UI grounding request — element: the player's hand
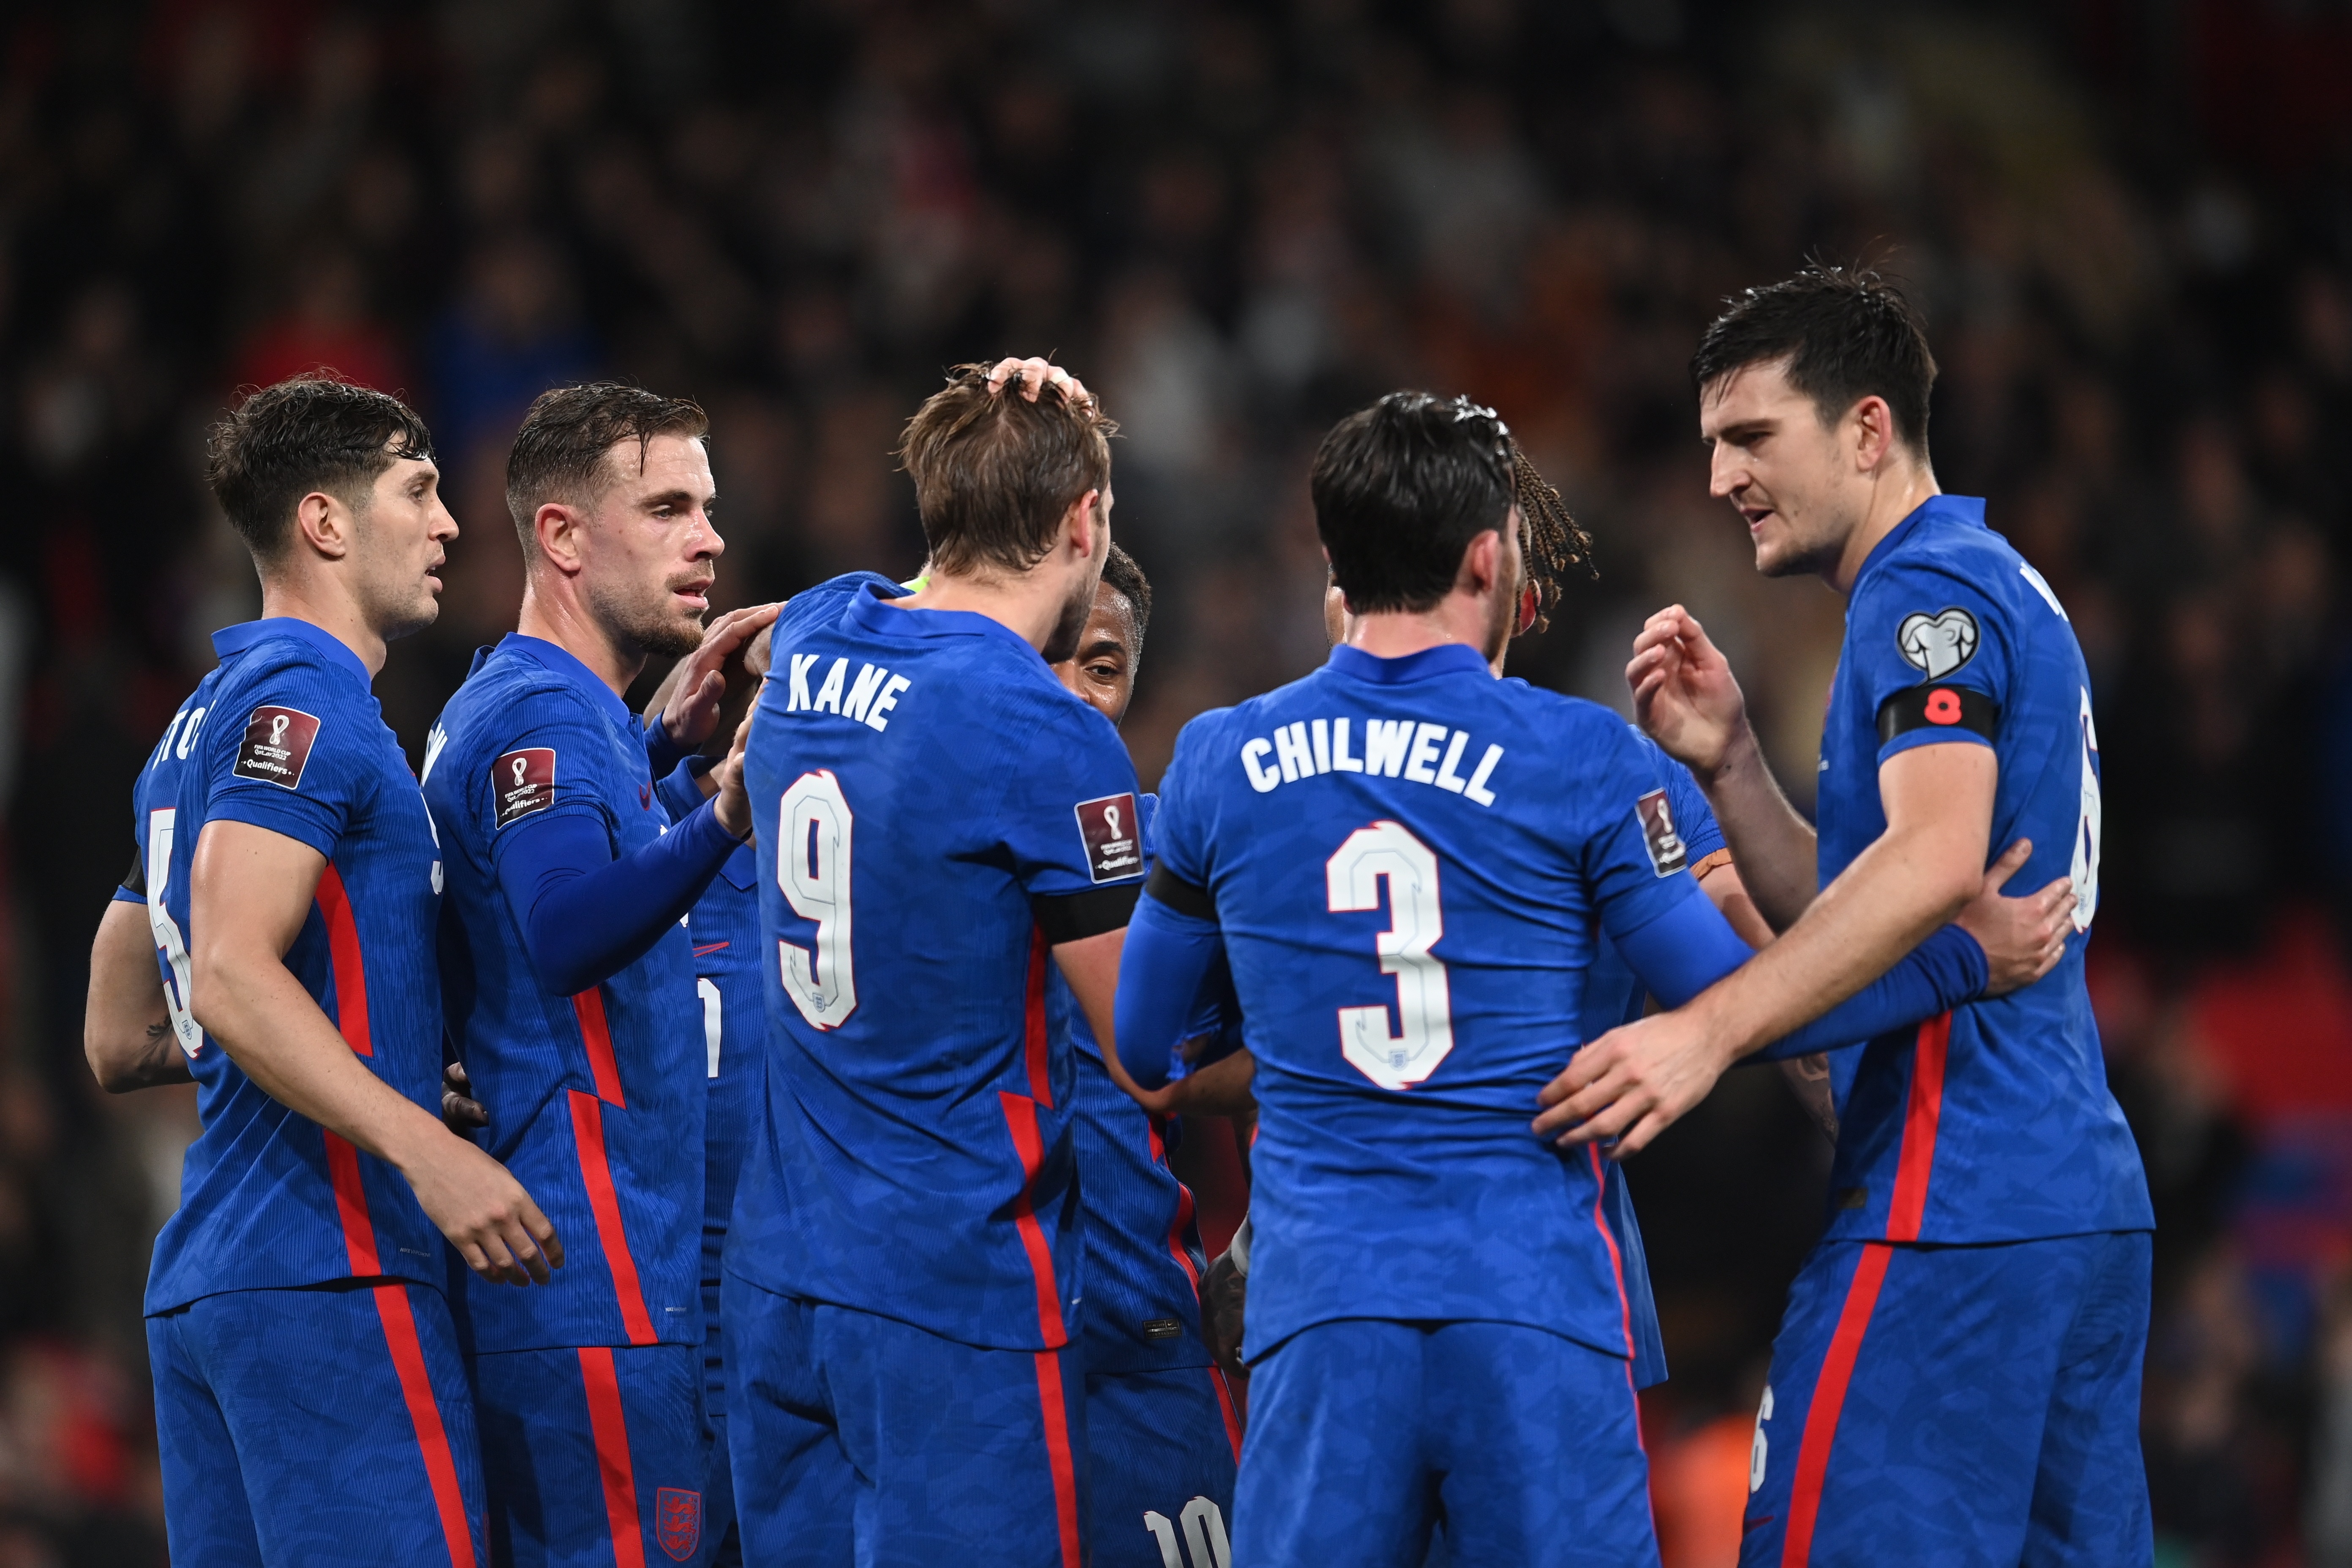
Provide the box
[659,603,781,751]
[1955,838,2074,996]
[1533,1007,1736,1157]
[1132,1048,1258,1119]
[1201,1247,1250,1394]
[402,1135,564,1286]
[441,1061,489,1134]
[1626,606,1750,782]
[711,703,755,842]
[985,357,1093,408]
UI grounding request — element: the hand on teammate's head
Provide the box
[985,356,1092,408]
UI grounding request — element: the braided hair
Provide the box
[1440,396,1594,636]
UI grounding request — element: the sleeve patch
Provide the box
[1074,792,1143,884]
[1877,684,2001,743]
[232,705,322,789]
[1635,789,1689,878]
[1896,607,1981,679]
[492,748,558,828]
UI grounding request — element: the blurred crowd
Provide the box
[0,0,2348,1563]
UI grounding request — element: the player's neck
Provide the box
[517,579,647,698]
[1827,461,1941,596]
[1344,596,1500,672]
[258,572,388,679]
[892,567,1071,655]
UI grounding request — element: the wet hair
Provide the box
[204,372,434,563]
[896,364,1118,576]
[1098,543,1152,653]
[506,382,710,554]
[1691,263,1938,456]
[1310,391,1591,630]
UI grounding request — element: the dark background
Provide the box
[0,1,2348,1563]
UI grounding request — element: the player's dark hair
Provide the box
[1311,391,1591,629]
[1099,543,1152,653]
[204,373,434,564]
[506,382,710,554]
[896,364,1118,577]
[1691,263,1938,456]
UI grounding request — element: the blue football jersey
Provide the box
[1152,642,1702,1362]
[424,634,705,1352]
[1578,730,1729,1390]
[1062,795,1217,1377]
[135,618,448,1313]
[1815,495,2151,1244]
[733,577,1146,1352]
[652,762,764,1251]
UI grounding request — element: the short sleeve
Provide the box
[1849,561,2012,766]
[1583,720,1709,944]
[1000,697,1146,898]
[200,659,375,859]
[473,688,621,868]
[1636,732,1725,867]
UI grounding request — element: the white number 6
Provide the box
[777,770,857,1030]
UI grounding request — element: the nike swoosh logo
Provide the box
[1742,1515,1776,1534]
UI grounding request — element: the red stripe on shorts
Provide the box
[371,1284,477,1568]
[1780,1241,1895,1568]
[578,1347,647,1568]
[568,1089,659,1346]
[573,985,627,1107]
[997,1092,1069,1345]
[315,863,371,1056]
[1032,1350,1083,1568]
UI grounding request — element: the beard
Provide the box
[588,570,708,660]
[1039,570,1099,665]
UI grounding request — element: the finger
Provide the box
[1984,838,2035,890]
[985,357,1025,391]
[697,670,726,710]
[1533,1064,1636,1136]
[472,1227,520,1285]
[527,1204,565,1271]
[447,1062,470,1089]
[1553,1094,1641,1148]
[1611,1110,1673,1160]
[1018,359,1049,400]
[502,1218,552,1285]
[1536,1049,1609,1107]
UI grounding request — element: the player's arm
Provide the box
[85,895,192,1092]
[1627,607,1819,931]
[1694,856,1837,1136]
[497,713,753,997]
[1538,744,2069,1153]
[187,819,563,1285]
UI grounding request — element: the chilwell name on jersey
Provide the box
[781,653,912,730]
[1238,716,1503,805]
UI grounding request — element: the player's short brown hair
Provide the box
[1692,263,1938,456]
[896,365,1117,576]
[204,373,434,564]
[506,382,709,554]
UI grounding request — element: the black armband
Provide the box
[1032,882,1141,945]
[1877,683,2000,745]
[122,847,145,897]
[1144,862,1216,922]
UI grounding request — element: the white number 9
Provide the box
[777,770,857,1030]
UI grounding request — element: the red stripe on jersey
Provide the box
[1587,1146,1639,1362]
[1780,1242,1894,1568]
[574,986,627,1107]
[1146,1118,1243,1457]
[578,1347,648,1568]
[1031,1350,1083,1568]
[1886,1013,1951,1242]
[568,1090,659,1346]
[1024,926,1053,1107]
[997,1092,1068,1346]
[371,1284,478,1568]
[1208,1364,1244,1462]
[316,863,371,1056]
[324,1130,382,1276]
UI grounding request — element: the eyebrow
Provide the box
[1080,637,1128,662]
[642,488,713,510]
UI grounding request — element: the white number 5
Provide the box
[777,770,857,1030]
[1326,819,1453,1091]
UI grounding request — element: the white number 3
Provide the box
[1326,819,1453,1091]
[777,770,857,1030]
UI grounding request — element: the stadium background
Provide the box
[0,0,2346,1562]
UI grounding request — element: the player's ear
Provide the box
[1459,526,1504,598]
[292,490,351,562]
[1849,394,1895,474]
[1062,487,1102,561]
[534,501,586,574]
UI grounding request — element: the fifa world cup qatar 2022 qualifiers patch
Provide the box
[232,705,321,789]
[1075,792,1143,883]
[492,748,558,828]
[1635,788,1689,877]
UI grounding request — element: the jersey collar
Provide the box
[1856,493,1987,587]
[498,633,637,730]
[212,617,372,689]
[842,580,1040,660]
[1326,641,1492,685]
